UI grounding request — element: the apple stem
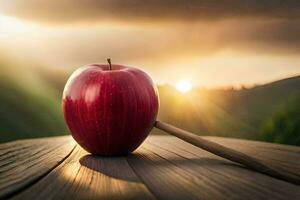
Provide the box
[107,58,112,70]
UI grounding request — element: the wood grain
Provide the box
[154,121,300,184]
[129,136,300,199]
[1,135,300,200]
[12,146,156,200]
[0,136,76,199]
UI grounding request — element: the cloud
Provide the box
[219,19,300,54]
[1,19,299,72]
[0,0,300,24]
[0,0,300,70]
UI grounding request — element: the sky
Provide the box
[0,0,300,87]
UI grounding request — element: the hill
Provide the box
[156,76,300,140]
[0,58,68,143]
[0,61,299,144]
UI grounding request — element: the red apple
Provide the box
[62,62,159,156]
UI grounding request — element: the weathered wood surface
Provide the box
[0,136,75,199]
[0,135,300,200]
[155,121,300,184]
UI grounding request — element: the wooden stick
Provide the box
[154,121,300,185]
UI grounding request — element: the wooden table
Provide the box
[1,135,300,200]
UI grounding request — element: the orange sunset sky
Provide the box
[0,1,300,88]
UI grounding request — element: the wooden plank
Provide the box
[0,136,76,199]
[126,135,300,200]
[128,146,215,200]
[154,121,300,184]
[12,146,156,200]
[205,136,300,153]
[201,137,300,177]
[151,136,300,178]
[3,135,300,200]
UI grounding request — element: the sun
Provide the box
[176,80,192,93]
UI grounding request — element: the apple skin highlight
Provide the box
[62,64,159,156]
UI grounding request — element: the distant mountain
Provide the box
[210,76,300,132]
[260,94,300,146]
[0,60,68,143]
[156,76,300,140]
[0,60,299,144]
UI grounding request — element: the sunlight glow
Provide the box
[0,15,42,39]
[0,15,28,33]
[176,80,192,93]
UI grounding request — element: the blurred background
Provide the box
[0,1,299,145]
